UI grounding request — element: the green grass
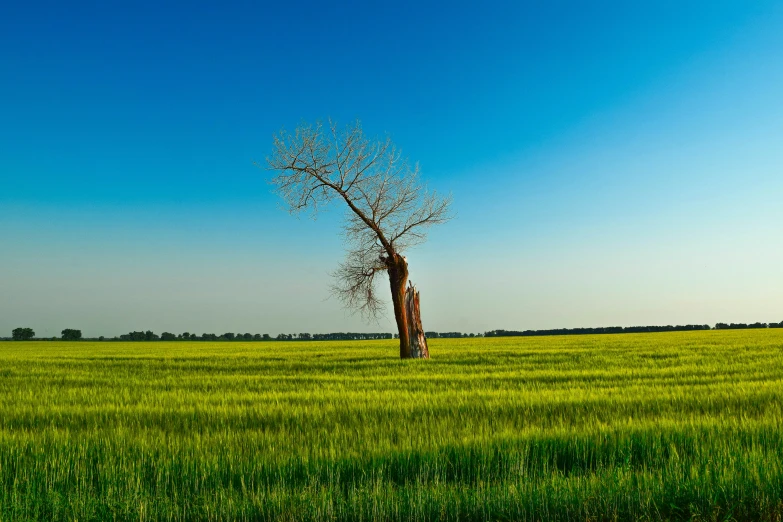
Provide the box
[1,330,783,521]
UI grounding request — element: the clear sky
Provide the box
[2,1,782,337]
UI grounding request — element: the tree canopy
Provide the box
[12,327,35,341]
[266,120,452,320]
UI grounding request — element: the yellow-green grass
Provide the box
[1,330,783,521]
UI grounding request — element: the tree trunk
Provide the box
[387,254,411,359]
[405,282,429,359]
[386,254,429,359]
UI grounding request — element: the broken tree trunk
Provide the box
[386,254,430,359]
[405,282,430,359]
[387,254,411,359]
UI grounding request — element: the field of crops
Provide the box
[1,330,783,521]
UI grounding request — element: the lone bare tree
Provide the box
[265,120,452,359]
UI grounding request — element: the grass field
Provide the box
[1,331,783,521]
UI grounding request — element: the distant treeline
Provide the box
[714,322,779,330]
[425,332,481,338]
[486,322,783,337]
[4,322,783,341]
[118,331,396,341]
[4,329,399,342]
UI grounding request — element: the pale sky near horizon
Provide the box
[1,1,782,337]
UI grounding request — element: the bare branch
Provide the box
[330,243,388,321]
[263,119,453,317]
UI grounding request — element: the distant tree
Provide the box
[299,333,312,341]
[61,329,82,341]
[98,336,105,341]
[266,120,452,359]
[262,334,271,340]
[253,333,262,340]
[202,333,218,341]
[12,327,35,341]
[182,332,191,340]
[222,333,235,341]
[439,332,464,339]
[160,332,177,341]
[123,331,146,341]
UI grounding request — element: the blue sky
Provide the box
[2,1,782,337]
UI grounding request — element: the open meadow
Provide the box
[1,330,783,521]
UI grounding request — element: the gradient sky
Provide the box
[2,1,782,337]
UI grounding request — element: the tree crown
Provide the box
[265,120,452,318]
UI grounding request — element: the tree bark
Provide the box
[386,254,430,359]
[387,254,411,359]
[405,282,429,359]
